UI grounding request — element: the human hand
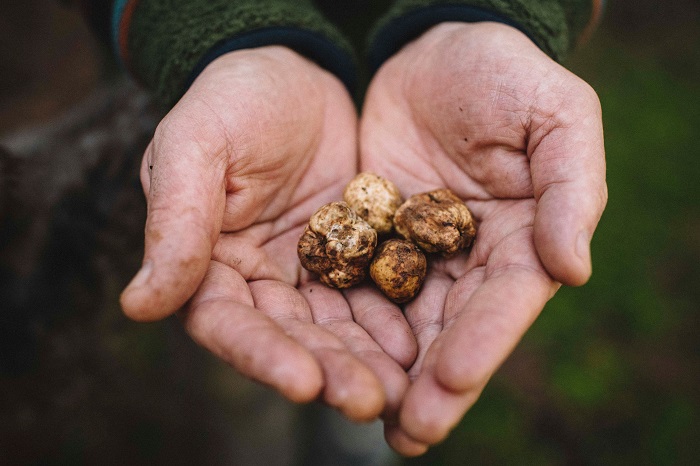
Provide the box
[119,46,416,421]
[360,22,607,454]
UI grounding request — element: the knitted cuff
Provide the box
[113,0,357,107]
[369,0,604,72]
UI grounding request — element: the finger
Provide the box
[344,284,417,369]
[384,423,429,457]
[437,228,557,392]
[529,84,607,286]
[121,121,226,321]
[250,280,386,422]
[396,230,558,445]
[301,283,410,420]
[402,271,453,377]
[398,356,483,445]
[181,261,323,403]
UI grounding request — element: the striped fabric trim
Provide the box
[111,0,140,70]
[578,0,605,45]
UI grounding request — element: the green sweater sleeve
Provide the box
[368,0,602,70]
[115,0,356,107]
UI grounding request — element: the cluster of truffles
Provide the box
[297,173,477,303]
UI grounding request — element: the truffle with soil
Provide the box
[369,239,427,303]
[394,189,476,256]
[343,172,403,236]
[297,201,377,289]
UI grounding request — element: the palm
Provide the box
[360,22,606,452]
[362,20,559,354]
[123,46,415,421]
[193,78,414,421]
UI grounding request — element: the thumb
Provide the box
[121,132,226,321]
[530,88,607,286]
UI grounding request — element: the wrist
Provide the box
[183,28,357,101]
[376,21,538,82]
[408,20,536,55]
[193,45,344,94]
[115,0,357,108]
[368,4,537,74]
[368,0,599,75]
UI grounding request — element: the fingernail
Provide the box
[126,261,153,290]
[576,231,590,261]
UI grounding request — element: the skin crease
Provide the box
[119,46,417,423]
[360,22,606,454]
[118,19,608,457]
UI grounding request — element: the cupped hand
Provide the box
[119,46,416,421]
[360,22,607,454]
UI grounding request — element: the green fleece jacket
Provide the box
[72,0,603,107]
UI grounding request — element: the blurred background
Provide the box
[1,1,698,465]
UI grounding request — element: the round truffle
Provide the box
[393,189,476,256]
[343,172,403,236]
[370,239,427,303]
[297,201,377,288]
